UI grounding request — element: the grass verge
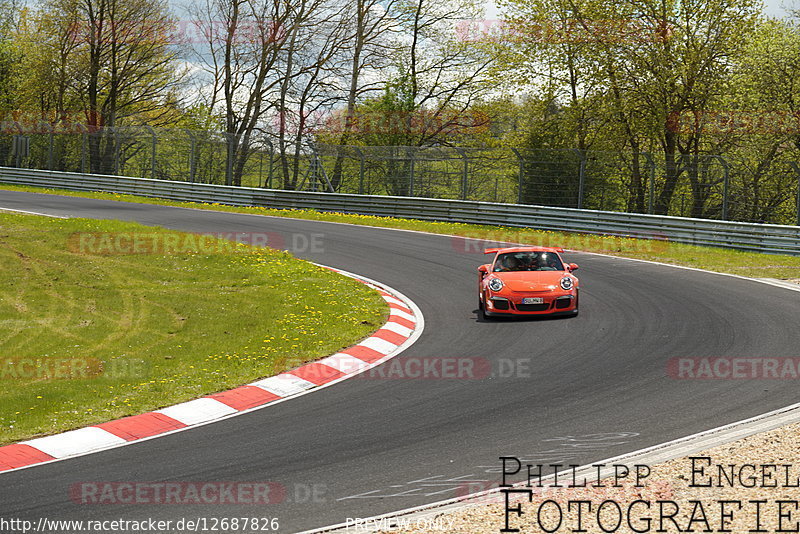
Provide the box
[2,182,800,279]
[0,212,386,444]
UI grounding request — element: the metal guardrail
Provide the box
[2,166,800,255]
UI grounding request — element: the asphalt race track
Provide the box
[1,189,799,532]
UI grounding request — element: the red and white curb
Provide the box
[0,266,423,474]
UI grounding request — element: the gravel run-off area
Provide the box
[381,419,800,533]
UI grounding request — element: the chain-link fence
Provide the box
[313,145,518,201]
[1,125,798,225]
[0,126,276,188]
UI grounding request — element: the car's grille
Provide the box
[555,298,572,309]
[491,299,510,310]
[515,303,551,312]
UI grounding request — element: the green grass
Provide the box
[3,182,800,280]
[0,213,386,444]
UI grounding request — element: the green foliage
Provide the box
[9,0,183,128]
[484,0,800,219]
[0,0,798,221]
[0,39,16,113]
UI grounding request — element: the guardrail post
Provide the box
[112,127,121,175]
[47,134,54,170]
[574,149,587,209]
[259,137,273,188]
[456,147,468,200]
[791,162,800,226]
[258,147,264,188]
[184,129,197,182]
[266,138,275,189]
[8,122,24,168]
[12,134,29,168]
[81,131,88,173]
[143,125,157,180]
[46,125,55,170]
[711,155,731,220]
[407,147,415,196]
[225,133,235,186]
[642,152,656,214]
[354,146,365,195]
[511,148,524,204]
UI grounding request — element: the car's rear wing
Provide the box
[484,246,564,254]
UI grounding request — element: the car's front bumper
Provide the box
[484,292,577,316]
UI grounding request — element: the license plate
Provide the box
[522,297,544,304]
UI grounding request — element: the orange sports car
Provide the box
[477,246,580,318]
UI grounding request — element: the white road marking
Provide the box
[381,322,414,337]
[0,207,68,219]
[156,398,238,426]
[359,337,398,354]
[250,374,317,397]
[22,428,126,459]
[318,354,371,374]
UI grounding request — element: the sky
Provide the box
[763,0,797,17]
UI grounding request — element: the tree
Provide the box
[16,0,183,172]
[189,0,296,185]
[495,0,762,215]
[327,0,403,190]
[720,18,800,222]
[271,0,353,190]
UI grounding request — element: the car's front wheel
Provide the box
[478,292,492,321]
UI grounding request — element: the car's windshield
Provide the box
[493,251,564,272]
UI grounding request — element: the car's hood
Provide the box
[493,271,569,292]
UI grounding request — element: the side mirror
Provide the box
[568,263,579,272]
[478,264,490,276]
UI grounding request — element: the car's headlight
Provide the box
[560,277,574,290]
[488,278,504,292]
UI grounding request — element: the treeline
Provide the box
[0,0,491,188]
[489,0,800,221]
[0,0,799,221]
